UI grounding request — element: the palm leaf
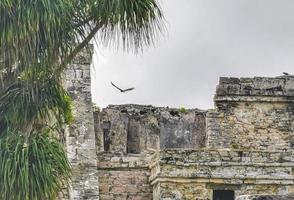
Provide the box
[0,128,71,200]
[0,0,164,198]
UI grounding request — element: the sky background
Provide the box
[91,0,294,109]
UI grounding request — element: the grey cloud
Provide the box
[91,0,294,109]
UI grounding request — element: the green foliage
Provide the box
[90,0,164,51]
[231,143,240,149]
[0,0,164,76]
[0,0,164,198]
[92,103,101,113]
[0,77,73,128]
[179,107,187,113]
[63,95,74,124]
[0,128,71,200]
[0,0,164,129]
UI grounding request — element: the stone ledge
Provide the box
[150,149,294,186]
[97,152,153,169]
[150,177,294,186]
[215,96,294,103]
[150,149,294,166]
[236,194,294,200]
[216,76,294,99]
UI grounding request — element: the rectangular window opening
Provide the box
[213,190,234,200]
[102,121,111,152]
[127,120,140,154]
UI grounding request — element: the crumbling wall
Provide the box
[99,169,152,200]
[153,182,211,200]
[150,149,294,200]
[63,46,294,200]
[207,77,294,151]
[95,104,207,154]
[64,46,99,200]
[97,152,153,200]
[94,105,207,199]
[236,194,294,200]
[160,109,206,149]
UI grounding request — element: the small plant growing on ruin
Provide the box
[93,103,101,113]
[179,107,187,113]
[231,143,240,149]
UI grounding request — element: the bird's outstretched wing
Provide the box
[111,82,124,92]
[111,82,135,92]
[122,87,135,92]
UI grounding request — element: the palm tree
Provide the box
[0,0,164,199]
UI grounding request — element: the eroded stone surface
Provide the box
[94,105,207,199]
[65,50,294,200]
[208,76,294,151]
[236,194,294,200]
[94,105,207,154]
[64,46,99,200]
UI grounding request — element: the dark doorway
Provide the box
[127,119,140,154]
[102,121,111,152]
[213,190,234,200]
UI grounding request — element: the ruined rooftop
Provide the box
[63,49,294,200]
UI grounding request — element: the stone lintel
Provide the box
[149,149,294,187]
[215,96,294,103]
[216,76,294,102]
[150,177,294,186]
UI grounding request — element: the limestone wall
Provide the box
[150,149,294,200]
[95,104,207,154]
[63,56,294,200]
[207,76,294,151]
[236,194,294,200]
[153,182,211,200]
[94,105,207,199]
[97,152,153,200]
[99,170,152,200]
[150,149,294,184]
[64,46,99,200]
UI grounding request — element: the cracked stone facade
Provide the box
[95,105,206,200]
[207,77,294,151]
[64,49,294,200]
[236,194,294,200]
[64,46,99,200]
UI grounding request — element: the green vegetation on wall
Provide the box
[0,0,164,199]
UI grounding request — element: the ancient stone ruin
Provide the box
[236,194,294,200]
[63,49,294,199]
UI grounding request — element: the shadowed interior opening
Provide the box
[213,190,234,200]
[103,121,111,151]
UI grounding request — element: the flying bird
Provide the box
[283,72,290,76]
[111,82,135,93]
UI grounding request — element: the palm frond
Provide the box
[0,128,71,200]
[0,0,164,198]
[0,0,77,77]
[0,66,73,129]
[89,0,165,52]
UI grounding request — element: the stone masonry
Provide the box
[94,77,294,200]
[236,194,294,200]
[95,105,206,200]
[65,49,294,200]
[64,46,99,200]
[207,77,294,151]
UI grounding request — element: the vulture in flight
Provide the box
[111,82,135,93]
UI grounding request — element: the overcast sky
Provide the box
[91,0,294,109]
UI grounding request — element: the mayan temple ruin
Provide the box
[62,48,294,200]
